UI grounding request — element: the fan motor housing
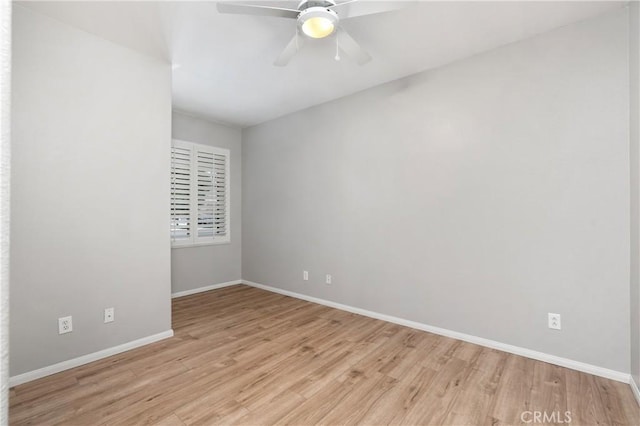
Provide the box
[298,0,337,10]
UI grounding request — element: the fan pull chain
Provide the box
[296,26,300,50]
[335,35,340,61]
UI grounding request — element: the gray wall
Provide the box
[243,9,631,373]
[171,111,242,293]
[0,0,10,419]
[630,0,640,388]
[10,6,172,376]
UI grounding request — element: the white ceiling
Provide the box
[21,1,625,127]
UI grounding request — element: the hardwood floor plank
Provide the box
[593,376,640,425]
[529,362,568,426]
[489,354,537,424]
[9,285,639,425]
[288,339,386,400]
[316,372,399,425]
[234,390,306,426]
[173,386,250,425]
[151,413,186,426]
[565,368,610,425]
[276,376,364,425]
[440,349,507,425]
[358,366,438,425]
[394,356,471,425]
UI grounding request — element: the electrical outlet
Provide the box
[104,307,114,323]
[326,274,332,285]
[303,270,309,281]
[58,316,72,334]
[548,313,561,330]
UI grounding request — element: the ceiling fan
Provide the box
[216,0,404,66]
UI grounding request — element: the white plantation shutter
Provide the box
[171,140,230,246]
[171,142,192,242]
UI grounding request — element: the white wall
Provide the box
[630,0,640,389]
[243,8,631,373]
[171,111,242,293]
[10,6,172,376]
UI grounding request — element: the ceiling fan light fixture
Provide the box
[302,16,334,38]
[299,7,338,39]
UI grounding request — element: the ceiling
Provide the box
[21,1,626,127]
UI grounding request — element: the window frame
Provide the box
[171,139,231,248]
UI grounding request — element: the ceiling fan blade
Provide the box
[337,28,371,65]
[216,2,300,19]
[274,33,306,66]
[332,0,409,20]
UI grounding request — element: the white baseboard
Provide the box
[171,279,242,298]
[9,329,174,387]
[242,280,631,385]
[631,376,640,406]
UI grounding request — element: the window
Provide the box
[171,139,230,246]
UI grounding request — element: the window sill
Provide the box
[171,241,231,249]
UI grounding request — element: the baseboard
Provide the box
[242,280,631,384]
[171,279,242,298]
[631,376,640,406]
[9,329,174,387]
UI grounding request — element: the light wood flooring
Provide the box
[9,285,640,425]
